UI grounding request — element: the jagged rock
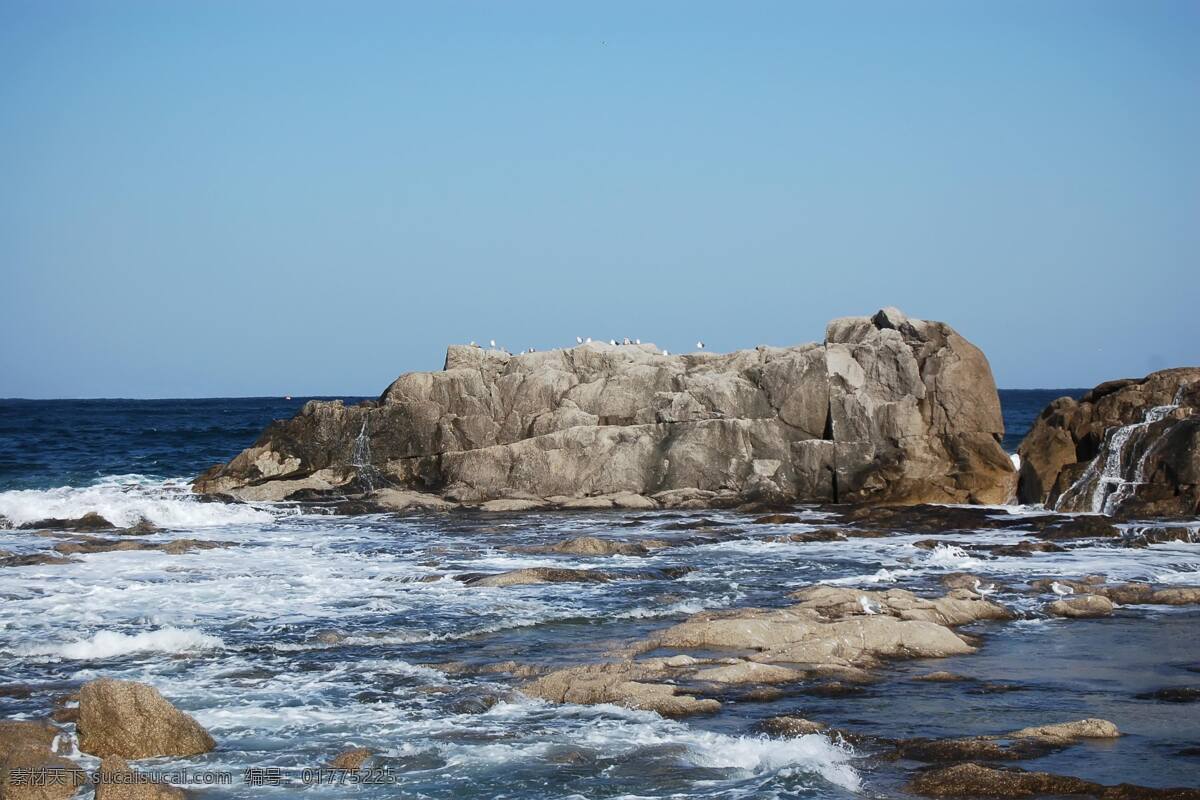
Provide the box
[94,756,185,800]
[1018,368,1200,517]
[77,679,215,759]
[1048,595,1114,618]
[0,719,79,800]
[193,310,1014,508]
[909,762,1199,799]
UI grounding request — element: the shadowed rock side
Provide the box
[1017,368,1200,517]
[194,308,1013,508]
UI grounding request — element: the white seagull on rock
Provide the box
[1050,581,1074,596]
[696,341,705,350]
[576,336,583,344]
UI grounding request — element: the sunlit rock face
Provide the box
[194,308,1013,507]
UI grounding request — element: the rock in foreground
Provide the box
[1017,368,1200,517]
[77,678,215,760]
[194,308,1013,508]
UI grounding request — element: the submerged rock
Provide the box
[510,535,671,557]
[18,511,117,531]
[909,762,1200,799]
[193,310,1014,508]
[1017,368,1200,518]
[756,716,828,736]
[77,678,216,759]
[457,566,686,587]
[328,747,374,770]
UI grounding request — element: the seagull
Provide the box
[489,339,496,348]
[696,340,705,350]
[1050,581,1074,596]
[609,339,616,345]
[623,337,631,345]
[858,596,879,615]
[576,336,583,344]
[469,340,477,347]
[662,349,669,356]
[585,337,592,343]
[635,339,641,345]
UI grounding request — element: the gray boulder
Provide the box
[194,309,1013,507]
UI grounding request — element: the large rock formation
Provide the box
[1017,368,1200,517]
[77,679,215,760]
[195,308,1014,507]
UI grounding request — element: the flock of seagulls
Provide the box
[464,336,711,357]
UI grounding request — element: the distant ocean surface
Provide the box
[0,390,1080,492]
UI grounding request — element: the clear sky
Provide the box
[1,1,1196,398]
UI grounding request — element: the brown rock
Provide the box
[757,716,827,736]
[0,719,80,800]
[909,762,1199,799]
[77,679,215,759]
[94,756,185,800]
[328,747,373,770]
[1017,368,1200,517]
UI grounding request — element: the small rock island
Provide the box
[194,308,1016,510]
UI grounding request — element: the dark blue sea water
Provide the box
[0,390,1079,492]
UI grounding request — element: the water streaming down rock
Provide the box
[351,417,379,493]
[1019,370,1200,517]
[1056,400,1182,514]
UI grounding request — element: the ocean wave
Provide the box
[20,626,225,660]
[0,475,276,528]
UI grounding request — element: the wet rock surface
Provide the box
[1018,368,1200,518]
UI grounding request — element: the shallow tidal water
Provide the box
[1,393,1197,798]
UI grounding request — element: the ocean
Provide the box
[2,389,1198,799]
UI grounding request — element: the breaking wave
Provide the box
[0,475,277,528]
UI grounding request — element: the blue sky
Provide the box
[1,1,1196,397]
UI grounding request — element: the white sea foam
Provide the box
[21,627,224,660]
[0,475,277,528]
[925,544,980,569]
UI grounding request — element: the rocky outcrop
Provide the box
[1017,368,1200,517]
[77,679,215,760]
[194,309,1013,508]
[521,585,1010,716]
